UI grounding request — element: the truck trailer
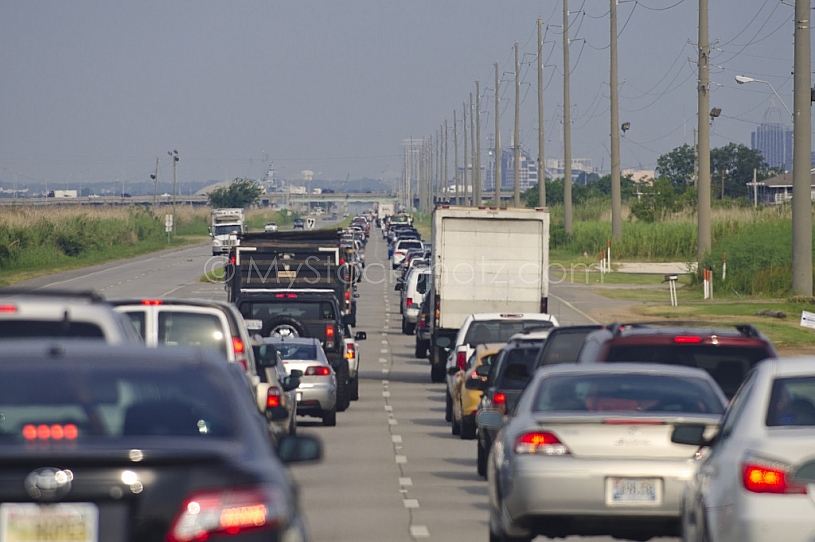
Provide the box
[210,208,246,256]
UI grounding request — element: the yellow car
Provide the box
[452,343,504,439]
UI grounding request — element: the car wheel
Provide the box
[445,390,453,422]
[477,437,488,478]
[405,322,415,335]
[350,374,359,401]
[335,361,351,412]
[430,362,446,383]
[289,416,297,435]
[263,316,309,339]
[414,340,427,359]
[401,318,408,334]
[460,416,477,440]
[322,407,337,427]
[452,415,461,436]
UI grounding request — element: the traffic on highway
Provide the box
[0,205,810,542]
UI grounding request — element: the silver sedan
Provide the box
[479,363,726,542]
[677,356,815,542]
[267,336,338,427]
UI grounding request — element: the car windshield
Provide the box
[767,377,815,426]
[0,320,105,340]
[0,364,236,441]
[157,312,228,357]
[213,225,241,235]
[464,319,554,345]
[531,373,725,415]
[276,343,318,361]
[605,344,770,398]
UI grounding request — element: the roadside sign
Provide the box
[800,311,815,330]
[306,218,316,230]
[164,214,174,232]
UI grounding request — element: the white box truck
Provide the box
[210,208,246,256]
[427,206,550,382]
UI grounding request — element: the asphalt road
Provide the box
[12,230,678,542]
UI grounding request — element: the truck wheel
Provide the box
[431,362,446,383]
[335,361,351,412]
[350,374,359,401]
[263,317,308,339]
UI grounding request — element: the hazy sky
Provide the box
[0,1,805,189]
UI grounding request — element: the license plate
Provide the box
[606,478,660,505]
[277,271,296,279]
[0,503,98,542]
[296,392,303,402]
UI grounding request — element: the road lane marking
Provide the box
[410,525,430,538]
[395,455,407,463]
[391,435,401,442]
[399,477,412,486]
[403,499,419,508]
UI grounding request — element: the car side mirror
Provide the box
[671,425,711,447]
[355,331,367,341]
[465,377,487,391]
[394,283,403,291]
[282,375,300,392]
[353,292,360,297]
[475,365,491,378]
[289,369,303,378]
[276,434,323,464]
[447,366,460,376]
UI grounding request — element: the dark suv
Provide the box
[575,322,778,398]
[235,289,351,411]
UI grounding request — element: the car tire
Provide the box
[350,374,359,401]
[452,415,461,436]
[460,416,477,440]
[322,407,337,427]
[445,390,453,422]
[431,362,446,383]
[263,316,309,339]
[401,318,408,334]
[405,322,415,335]
[335,361,351,412]
[477,437,488,478]
[414,340,428,359]
[289,416,297,435]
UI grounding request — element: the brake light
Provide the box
[345,291,351,302]
[419,320,427,329]
[266,386,282,409]
[742,461,806,494]
[340,258,345,265]
[456,350,467,370]
[0,304,17,313]
[674,336,702,344]
[603,419,664,425]
[23,424,79,441]
[346,343,356,360]
[406,298,413,308]
[141,300,163,306]
[229,255,236,265]
[232,337,248,370]
[500,314,523,318]
[305,366,332,376]
[514,431,570,455]
[493,392,506,405]
[274,293,298,299]
[167,486,282,542]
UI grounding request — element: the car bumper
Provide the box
[501,456,697,521]
[405,307,419,323]
[295,382,336,413]
[715,493,815,542]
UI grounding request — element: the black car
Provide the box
[534,324,604,368]
[293,218,305,229]
[0,341,321,542]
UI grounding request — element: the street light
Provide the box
[735,75,793,120]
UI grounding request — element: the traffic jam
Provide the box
[0,206,812,542]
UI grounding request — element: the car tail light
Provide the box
[305,366,332,376]
[340,258,345,265]
[603,419,664,425]
[346,343,356,360]
[456,350,467,370]
[674,335,702,344]
[493,392,507,415]
[406,298,413,308]
[419,319,427,329]
[167,486,286,542]
[229,255,236,265]
[514,431,570,455]
[742,460,806,494]
[232,337,248,371]
[23,424,79,441]
[325,325,335,348]
[500,313,523,318]
[141,300,163,305]
[266,386,282,409]
[0,304,17,313]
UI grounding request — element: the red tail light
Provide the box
[346,343,356,360]
[167,486,283,542]
[232,337,248,370]
[340,258,345,265]
[742,461,806,494]
[325,325,335,348]
[674,335,702,344]
[514,431,570,455]
[229,255,236,265]
[23,424,79,441]
[305,366,332,376]
[419,320,427,329]
[493,392,507,405]
[456,350,467,370]
[406,298,413,308]
[0,304,17,313]
[266,386,282,409]
[141,299,163,305]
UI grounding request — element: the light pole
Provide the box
[735,76,793,120]
[168,150,179,233]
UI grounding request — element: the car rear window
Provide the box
[604,344,770,398]
[157,312,228,357]
[240,301,336,322]
[537,329,599,366]
[0,365,236,441]
[532,373,725,415]
[123,311,146,340]
[767,377,815,426]
[276,343,318,360]
[0,320,105,340]
[496,347,541,390]
[465,320,555,345]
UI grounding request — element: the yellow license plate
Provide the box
[0,503,98,542]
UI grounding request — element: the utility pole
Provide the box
[463,101,469,206]
[697,0,711,260]
[444,120,449,203]
[169,150,179,233]
[563,0,573,233]
[476,80,482,207]
[470,91,476,207]
[514,41,521,208]
[538,17,546,208]
[454,109,460,205]
[494,62,502,205]
[152,157,159,211]
[610,0,622,240]
[792,0,812,295]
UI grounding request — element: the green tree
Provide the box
[710,143,768,200]
[656,144,695,188]
[208,179,262,208]
[628,178,681,222]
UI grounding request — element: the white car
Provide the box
[264,222,279,232]
[676,356,815,542]
[444,312,559,424]
[342,324,367,401]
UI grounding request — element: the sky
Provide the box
[0,0,806,190]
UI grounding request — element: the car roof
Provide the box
[761,356,815,377]
[535,361,719,379]
[467,313,558,322]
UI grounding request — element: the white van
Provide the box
[401,267,430,334]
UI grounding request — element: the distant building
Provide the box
[751,101,792,171]
[544,158,597,185]
[483,146,539,192]
[621,169,655,184]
